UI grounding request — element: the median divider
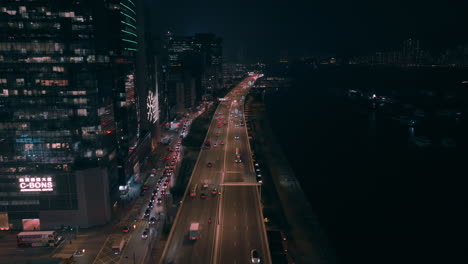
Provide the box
[158,102,224,264]
[243,86,273,264]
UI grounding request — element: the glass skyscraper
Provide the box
[0,0,144,229]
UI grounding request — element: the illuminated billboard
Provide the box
[147,89,159,124]
[18,177,54,192]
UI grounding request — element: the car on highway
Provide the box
[73,248,86,257]
[144,209,150,218]
[148,202,153,208]
[250,249,261,263]
[202,183,209,189]
[150,217,157,224]
[211,188,219,195]
[207,162,213,168]
[121,226,130,233]
[150,197,155,202]
[157,198,162,204]
[235,136,240,140]
[220,141,225,145]
[141,231,148,240]
[200,193,207,199]
[213,143,217,148]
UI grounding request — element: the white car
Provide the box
[73,249,86,257]
[250,249,261,263]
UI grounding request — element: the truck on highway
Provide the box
[235,147,242,163]
[189,223,200,240]
[112,238,126,255]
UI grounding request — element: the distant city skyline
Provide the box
[148,0,468,61]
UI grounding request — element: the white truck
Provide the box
[112,238,126,255]
[235,147,242,163]
[189,223,200,240]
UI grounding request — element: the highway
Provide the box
[160,76,270,264]
[91,117,192,264]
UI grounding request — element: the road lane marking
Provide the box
[159,101,223,264]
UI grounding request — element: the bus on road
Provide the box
[17,231,59,247]
[112,238,126,255]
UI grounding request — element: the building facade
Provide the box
[0,0,146,230]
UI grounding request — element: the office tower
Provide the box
[193,33,223,95]
[0,0,148,229]
[402,38,421,66]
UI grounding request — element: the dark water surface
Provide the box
[265,66,468,264]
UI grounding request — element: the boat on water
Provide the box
[393,115,417,127]
[347,89,363,97]
[440,138,456,148]
[411,136,431,147]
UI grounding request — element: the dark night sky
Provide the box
[148,0,468,61]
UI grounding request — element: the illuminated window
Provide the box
[0,78,6,84]
[70,57,84,63]
[36,79,68,86]
[0,89,8,97]
[11,200,40,205]
[52,66,64,72]
[73,98,88,104]
[16,78,25,86]
[24,144,33,151]
[59,12,75,18]
[77,109,87,116]
[96,149,104,157]
[73,17,84,22]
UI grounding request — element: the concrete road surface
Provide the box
[160,76,270,264]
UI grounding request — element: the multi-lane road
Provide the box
[160,76,271,264]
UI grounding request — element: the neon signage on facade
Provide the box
[18,177,54,192]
